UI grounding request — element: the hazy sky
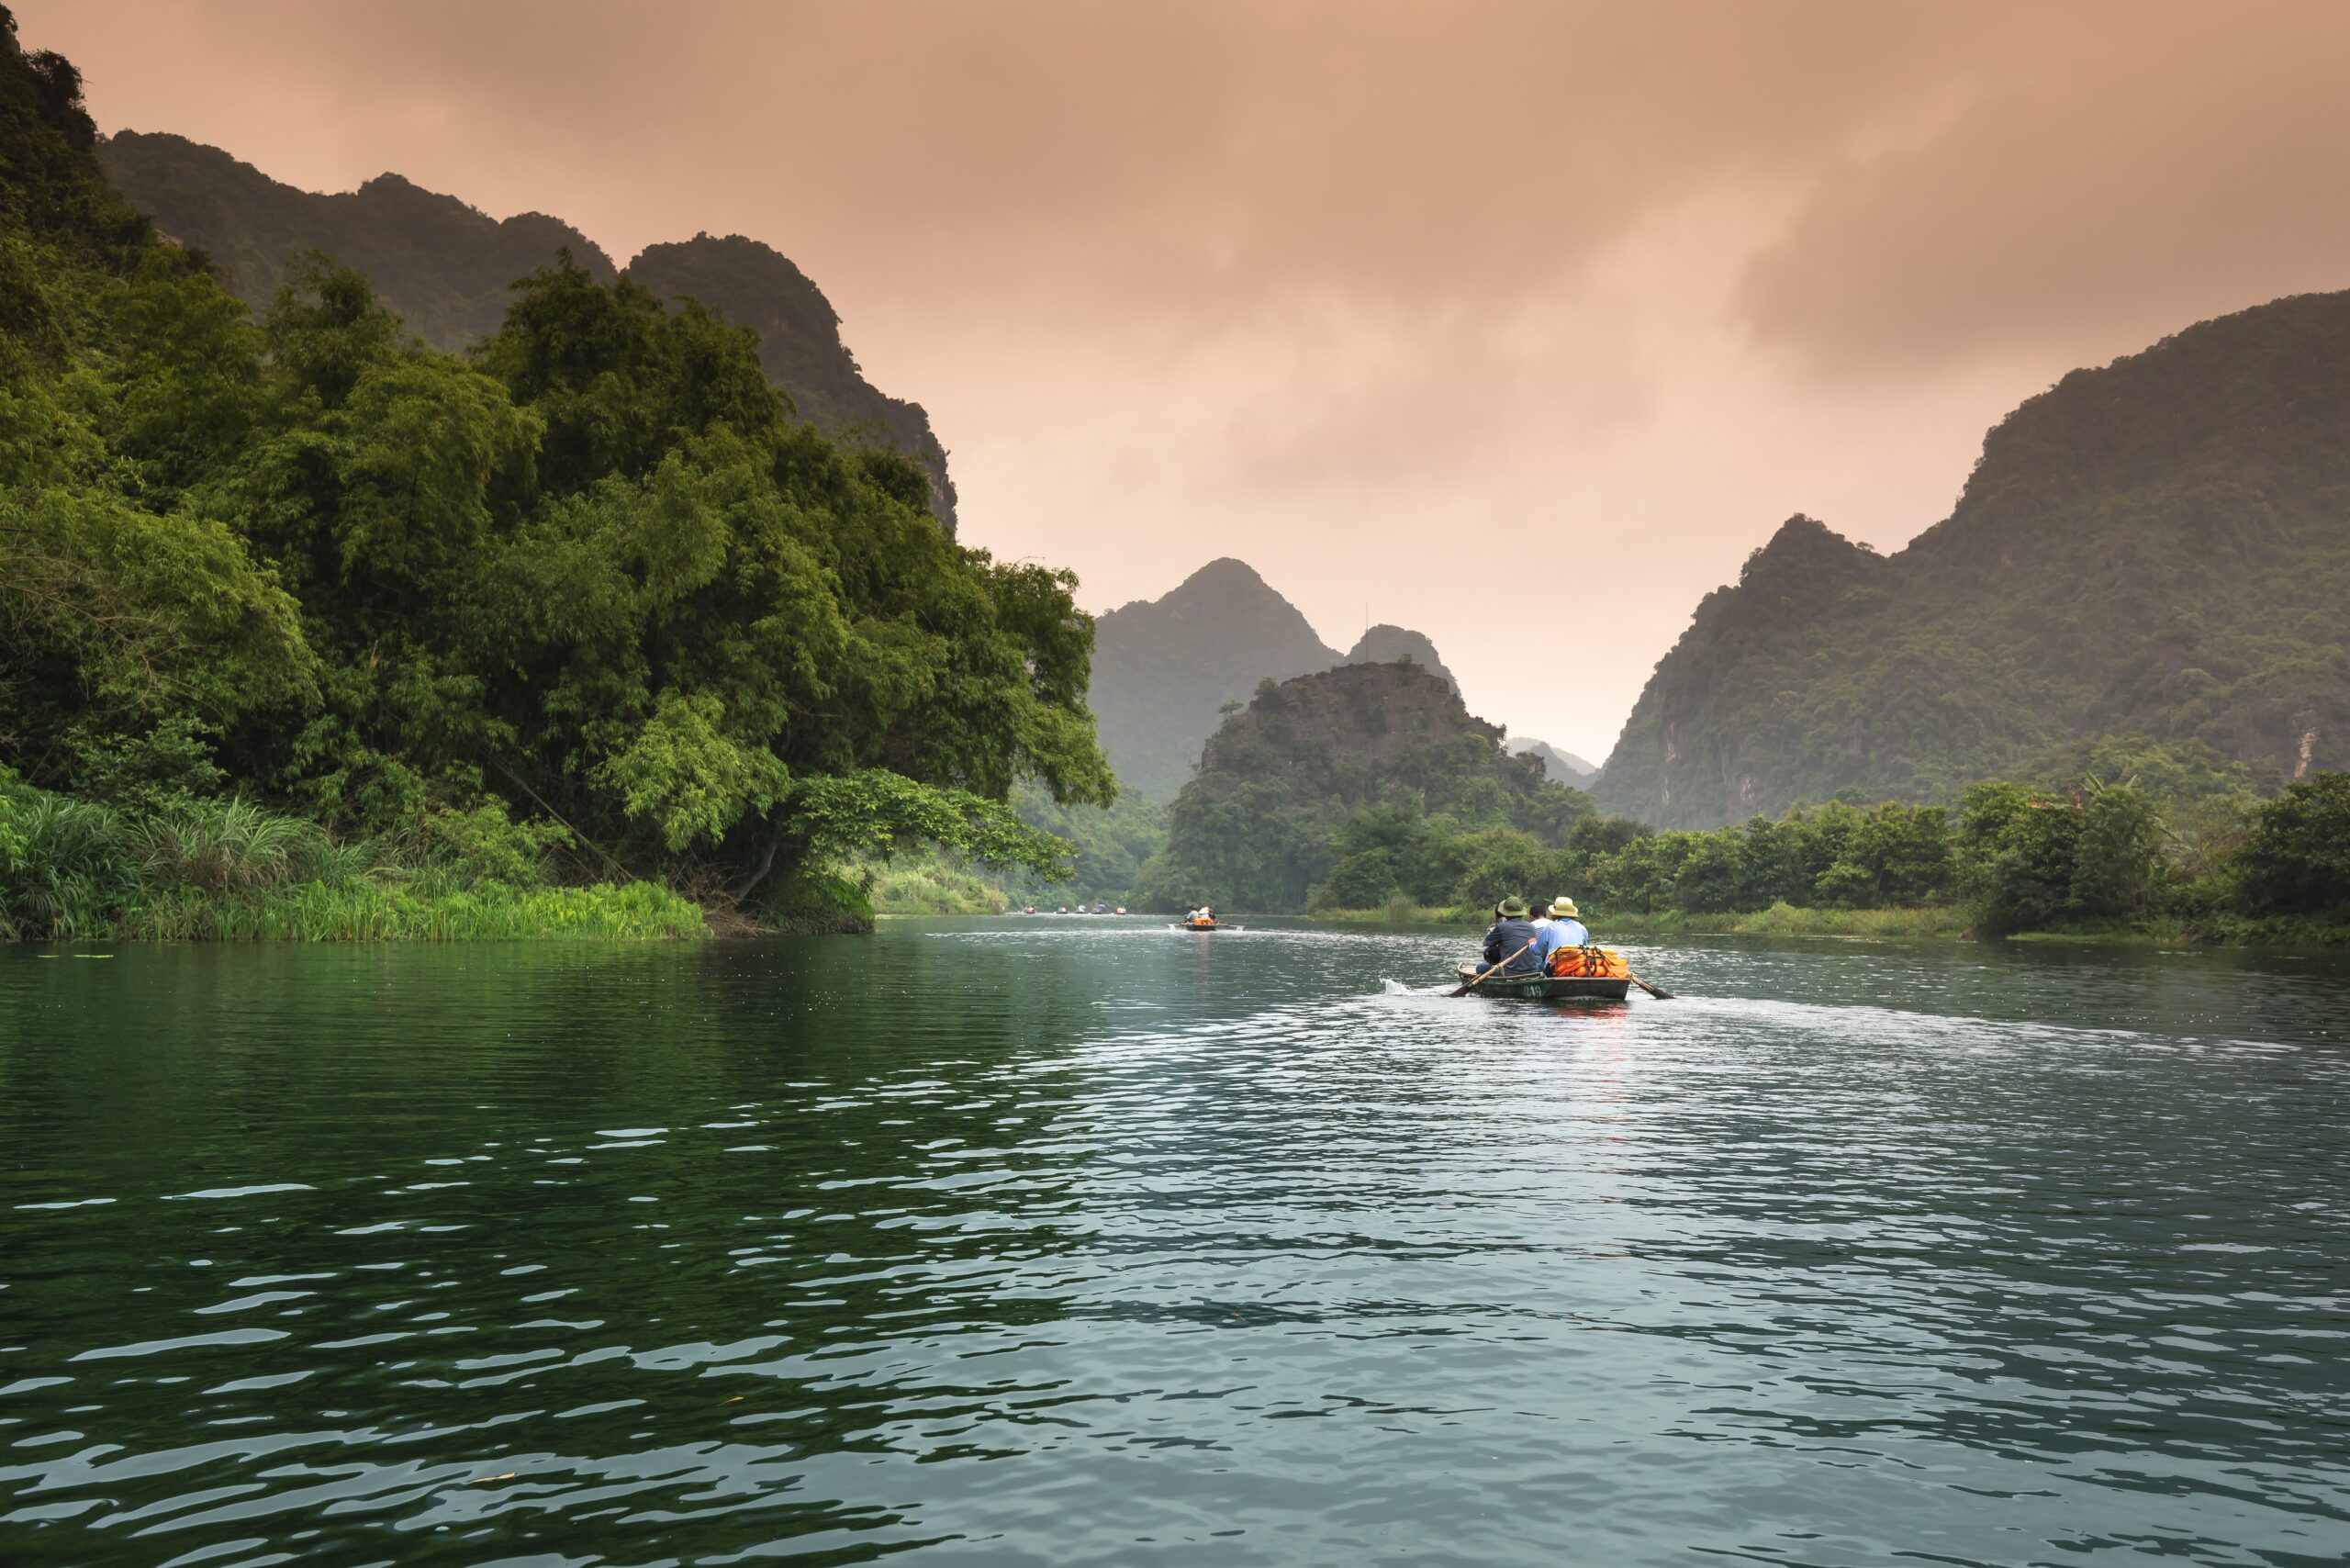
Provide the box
[29,0,2350,762]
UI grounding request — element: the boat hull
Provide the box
[1454,965,1630,1002]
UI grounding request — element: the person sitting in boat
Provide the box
[1530,896,1590,969]
[1481,897,1545,975]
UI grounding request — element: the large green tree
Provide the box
[0,11,1112,924]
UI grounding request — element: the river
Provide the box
[4,920,2347,1565]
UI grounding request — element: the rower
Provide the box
[1480,898,1545,975]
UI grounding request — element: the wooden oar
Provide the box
[1449,940,1536,998]
[1626,969,1674,1001]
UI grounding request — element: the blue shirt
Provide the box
[1532,918,1590,963]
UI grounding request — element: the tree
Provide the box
[2236,774,2350,915]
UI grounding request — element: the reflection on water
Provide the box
[3,924,2347,1565]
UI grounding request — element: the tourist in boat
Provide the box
[1531,897,1590,969]
[1480,897,1545,975]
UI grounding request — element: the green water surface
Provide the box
[3,921,2347,1565]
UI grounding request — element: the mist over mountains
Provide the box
[1593,288,2350,827]
[87,137,2350,837]
[1505,739,1596,788]
[97,130,957,530]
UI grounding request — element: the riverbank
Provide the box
[16,879,706,943]
[1304,899,2350,946]
[1307,902,1971,937]
[2,786,708,942]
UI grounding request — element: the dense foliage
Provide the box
[1138,660,2348,942]
[1132,661,1595,911]
[0,12,1107,936]
[1003,783,1168,903]
[0,768,703,939]
[98,131,957,529]
[1571,755,2346,941]
[1596,285,2350,827]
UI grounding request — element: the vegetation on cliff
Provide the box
[1137,644,2346,944]
[1089,558,1458,802]
[1131,661,1593,912]
[0,11,1104,939]
[98,131,957,529]
[1596,288,2350,827]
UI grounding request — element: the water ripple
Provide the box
[1,926,2345,1564]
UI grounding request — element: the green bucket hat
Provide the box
[1496,896,1530,919]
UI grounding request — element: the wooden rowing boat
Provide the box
[1453,964,1630,1002]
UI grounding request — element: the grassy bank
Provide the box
[3,787,705,942]
[1598,903,1977,939]
[1307,902,1971,937]
[1309,902,1455,925]
[120,879,706,942]
[17,874,705,943]
[861,857,1012,917]
[1304,898,2350,946]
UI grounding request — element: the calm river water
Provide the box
[4,921,2347,1565]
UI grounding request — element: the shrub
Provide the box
[412,801,572,887]
[0,789,139,938]
[127,797,323,893]
[2235,773,2350,914]
[68,715,226,815]
[1310,848,1401,912]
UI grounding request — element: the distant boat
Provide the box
[1114,906,1127,915]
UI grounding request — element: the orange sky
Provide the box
[27,0,2350,763]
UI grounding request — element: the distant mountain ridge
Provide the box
[1593,288,2350,826]
[1505,738,1596,787]
[1089,559,1342,802]
[1089,559,1461,801]
[1343,624,1457,691]
[97,130,957,530]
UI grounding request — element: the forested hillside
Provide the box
[1595,292,2350,827]
[0,9,1102,938]
[627,234,954,528]
[1132,662,1593,912]
[1090,559,1460,802]
[98,131,957,530]
[1089,558,1346,801]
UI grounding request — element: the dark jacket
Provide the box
[1482,918,1544,974]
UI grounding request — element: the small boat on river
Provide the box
[1453,965,1630,1002]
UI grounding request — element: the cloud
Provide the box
[28,0,2350,760]
[1736,2,2350,375]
